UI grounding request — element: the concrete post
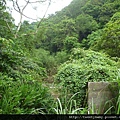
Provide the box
[88,82,119,114]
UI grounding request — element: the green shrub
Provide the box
[55,51,69,64]
[0,37,47,81]
[63,36,80,52]
[0,38,54,114]
[55,48,119,107]
[32,48,57,75]
[0,80,54,114]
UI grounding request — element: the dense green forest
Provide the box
[0,0,120,114]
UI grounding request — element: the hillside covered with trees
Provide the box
[0,0,120,114]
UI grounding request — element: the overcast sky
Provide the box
[7,0,73,25]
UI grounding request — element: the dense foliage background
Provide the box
[0,0,120,114]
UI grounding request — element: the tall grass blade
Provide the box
[104,106,114,114]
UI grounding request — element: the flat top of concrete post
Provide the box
[88,82,118,91]
[88,82,118,85]
[88,82,118,83]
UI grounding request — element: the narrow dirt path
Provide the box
[43,75,60,99]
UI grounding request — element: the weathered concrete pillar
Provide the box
[88,82,119,114]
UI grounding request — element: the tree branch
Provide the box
[22,0,29,12]
[5,21,12,33]
[24,0,46,4]
[12,2,38,21]
[36,0,51,33]
[10,0,52,38]
[15,0,21,12]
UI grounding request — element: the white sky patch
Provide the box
[7,0,73,25]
